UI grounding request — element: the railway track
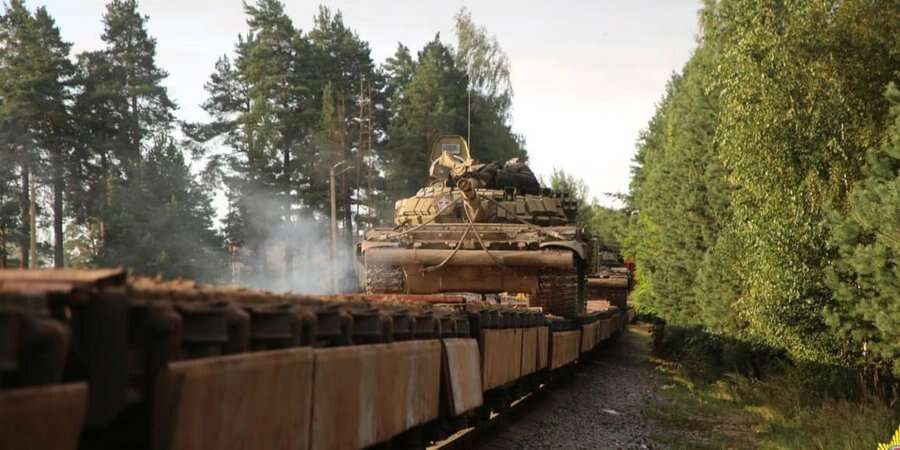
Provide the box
[430,373,557,450]
[0,268,632,450]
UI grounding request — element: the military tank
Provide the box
[586,241,633,311]
[360,136,588,318]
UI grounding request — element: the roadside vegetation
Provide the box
[619,1,900,446]
[645,323,898,449]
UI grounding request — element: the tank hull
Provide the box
[361,223,586,317]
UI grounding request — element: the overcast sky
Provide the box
[34,0,701,206]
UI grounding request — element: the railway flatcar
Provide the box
[0,269,629,450]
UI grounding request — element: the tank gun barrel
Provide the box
[455,177,486,221]
[455,177,481,201]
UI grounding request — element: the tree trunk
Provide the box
[283,133,293,281]
[0,226,6,268]
[53,148,64,268]
[19,161,30,269]
[29,172,37,268]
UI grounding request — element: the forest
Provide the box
[0,0,525,287]
[624,0,900,400]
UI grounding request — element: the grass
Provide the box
[644,353,898,450]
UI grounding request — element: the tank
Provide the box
[586,241,633,311]
[359,135,588,318]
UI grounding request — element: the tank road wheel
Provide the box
[534,267,585,318]
[365,264,406,294]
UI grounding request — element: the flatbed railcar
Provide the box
[0,268,630,450]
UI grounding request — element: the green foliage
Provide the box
[383,35,468,198]
[711,0,900,364]
[189,1,384,281]
[0,150,20,267]
[827,83,900,377]
[100,140,224,281]
[383,10,526,201]
[0,0,530,283]
[2,0,226,277]
[453,9,524,165]
[0,0,74,267]
[588,205,628,249]
[548,168,592,229]
[626,33,731,327]
[650,354,897,449]
[628,0,900,384]
[547,168,629,253]
[100,0,175,161]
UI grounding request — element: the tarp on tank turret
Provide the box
[451,158,541,195]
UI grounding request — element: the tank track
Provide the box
[534,267,585,318]
[365,264,406,294]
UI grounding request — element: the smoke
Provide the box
[230,190,360,294]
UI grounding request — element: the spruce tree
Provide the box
[828,83,900,377]
[103,139,224,281]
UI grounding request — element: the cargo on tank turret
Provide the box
[359,135,588,318]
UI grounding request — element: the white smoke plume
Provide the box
[229,190,361,294]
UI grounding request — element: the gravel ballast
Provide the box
[475,325,662,450]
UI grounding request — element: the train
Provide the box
[0,268,631,450]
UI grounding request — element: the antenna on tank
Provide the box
[467,88,472,151]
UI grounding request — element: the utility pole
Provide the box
[367,83,375,226]
[330,161,352,293]
[356,77,364,229]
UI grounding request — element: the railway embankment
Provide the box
[475,324,662,450]
[474,321,898,449]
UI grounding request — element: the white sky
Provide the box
[34,0,701,207]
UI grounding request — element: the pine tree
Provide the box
[308,5,379,244]
[100,0,174,164]
[190,0,322,278]
[383,43,416,116]
[70,0,224,278]
[70,0,178,266]
[31,7,74,268]
[0,1,74,268]
[384,35,467,198]
[0,0,40,267]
